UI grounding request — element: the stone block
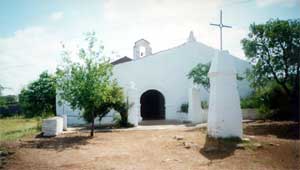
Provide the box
[42,117,63,136]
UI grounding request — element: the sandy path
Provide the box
[4,121,300,170]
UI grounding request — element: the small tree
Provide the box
[19,72,56,117]
[57,32,123,136]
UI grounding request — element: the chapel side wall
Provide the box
[56,94,117,126]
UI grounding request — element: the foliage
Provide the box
[187,63,211,90]
[201,101,209,109]
[0,85,5,107]
[241,82,292,120]
[0,116,41,142]
[241,19,300,119]
[113,112,134,128]
[56,32,126,136]
[2,95,18,105]
[188,62,244,90]
[241,19,300,93]
[179,101,209,113]
[19,72,56,118]
[240,94,260,109]
[113,96,134,128]
[180,103,188,113]
[257,105,273,120]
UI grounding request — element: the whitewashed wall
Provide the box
[113,41,251,122]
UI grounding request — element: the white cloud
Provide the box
[0,25,104,95]
[50,11,64,21]
[0,26,63,94]
[0,0,251,94]
[256,0,299,7]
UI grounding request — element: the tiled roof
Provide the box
[111,56,132,65]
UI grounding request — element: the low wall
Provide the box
[177,109,258,122]
[63,109,258,126]
[242,109,259,120]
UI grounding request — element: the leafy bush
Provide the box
[201,101,209,109]
[257,105,273,120]
[180,101,209,113]
[180,103,188,113]
[113,97,134,128]
[245,82,294,120]
[113,113,133,128]
[240,94,260,109]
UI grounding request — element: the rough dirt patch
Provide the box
[3,121,300,170]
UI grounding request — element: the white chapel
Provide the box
[56,31,251,125]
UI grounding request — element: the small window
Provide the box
[139,46,146,57]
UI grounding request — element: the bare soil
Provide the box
[2,121,300,170]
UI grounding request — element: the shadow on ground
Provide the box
[199,135,238,160]
[20,133,91,152]
[244,121,300,140]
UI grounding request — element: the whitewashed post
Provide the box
[188,84,204,123]
[207,50,243,139]
[127,82,139,126]
[56,90,68,131]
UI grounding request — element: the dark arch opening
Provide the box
[140,90,165,120]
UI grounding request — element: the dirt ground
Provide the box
[2,121,300,170]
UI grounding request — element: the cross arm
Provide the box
[210,23,220,26]
[222,25,232,28]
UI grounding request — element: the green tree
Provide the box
[0,85,5,107]
[188,63,211,90]
[56,32,125,136]
[188,62,243,90]
[241,19,300,118]
[19,72,56,117]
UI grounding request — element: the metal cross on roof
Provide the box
[210,10,232,51]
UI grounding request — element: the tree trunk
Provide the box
[90,112,95,137]
[291,63,300,121]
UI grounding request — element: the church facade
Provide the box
[56,32,252,125]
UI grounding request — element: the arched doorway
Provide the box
[140,90,165,120]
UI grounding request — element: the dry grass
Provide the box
[0,116,41,142]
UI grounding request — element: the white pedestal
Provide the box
[60,114,67,131]
[188,85,204,123]
[42,117,64,136]
[127,82,139,126]
[207,51,243,138]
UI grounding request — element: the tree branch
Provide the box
[262,44,291,95]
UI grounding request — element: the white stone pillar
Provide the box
[188,84,204,123]
[207,50,243,139]
[61,114,68,131]
[127,82,139,126]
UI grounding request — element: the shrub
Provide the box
[240,94,260,109]
[257,105,273,120]
[249,82,294,120]
[180,101,209,113]
[113,97,134,128]
[113,113,133,128]
[201,101,209,109]
[180,103,188,113]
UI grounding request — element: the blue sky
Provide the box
[0,0,299,95]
